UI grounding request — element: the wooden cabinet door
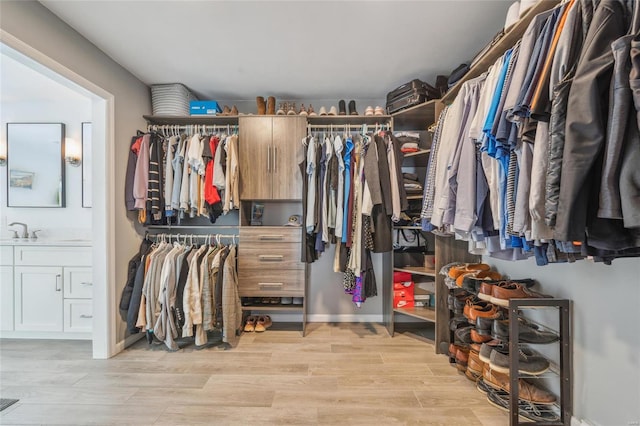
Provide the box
[14,266,63,332]
[239,116,273,199]
[272,116,305,200]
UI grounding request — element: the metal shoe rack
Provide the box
[508,298,572,426]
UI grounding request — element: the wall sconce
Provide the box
[0,138,6,167]
[65,137,81,167]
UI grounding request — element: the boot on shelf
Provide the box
[348,100,358,115]
[267,96,276,115]
[230,105,238,115]
[338,99,346,115]
[256,96,266,115]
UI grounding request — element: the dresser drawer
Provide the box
[0,246,13,266]
[64,299,93,333]
[15,246,92,266]
[238,270,305,296]
[240,227,302,244]
[64,267,93,299]
[238,246,304,270]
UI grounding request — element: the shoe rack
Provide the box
[507,298,572,425]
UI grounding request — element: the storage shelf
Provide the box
[143,114,240,125]
[441,0,560,104]
[406,195,423,200]
[241,305,303,312]
[394,306,436,322]
[391,99,440,129]
[306,114,391,125]
[403,149,430,157]
[393,226,422,230]
[394,266,436,277]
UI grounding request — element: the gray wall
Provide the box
[0,1,151,346]
[484,256,640,426]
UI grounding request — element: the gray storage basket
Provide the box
[151,83,198,116]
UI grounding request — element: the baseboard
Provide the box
[0,331,91,340]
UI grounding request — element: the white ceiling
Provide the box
[39,0,513,101]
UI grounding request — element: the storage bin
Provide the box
[151,83,198,116]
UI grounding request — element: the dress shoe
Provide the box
[466,349,485,380]
[454,325,474,345]
[267,96,276,115]
[463,299,500,324]
[364,106,374,116]
[489,347,550,375]
[478,278,536,302]
[307,104,317,116]
[319,106,328,116]
[328,105,337,116]
[348,100,358,115]
[485,383,560,422]
[490,281,550,307]
[479,341,506,363]
[492,318,559,344]
[471,328,492,343]
[455,346,470,372]
[448,263,491,280]
[338,99,346,115]
[299,104,308,116]
[456,270,501,288]
[482,364,556,404]
[374,106,385,115]
[256,97,266,115]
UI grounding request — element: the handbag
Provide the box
[393,229,428,267]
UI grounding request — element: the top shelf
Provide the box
[391,99,440,130]
[143,114,239,125]
[441,0,560,104]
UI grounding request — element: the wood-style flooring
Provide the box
[0,323,508,425]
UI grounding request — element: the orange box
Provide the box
[393,280,415,292]
[393,287,415,308]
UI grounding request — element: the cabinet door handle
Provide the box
[80,282,93,286]
[55,274,62,292]
[80,314,93,319]
[258,282,284,287]
[267,146,271,173]
[258,255,284,261]
[259,234,284,240]
[273,146,277,173]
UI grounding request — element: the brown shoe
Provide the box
[490,281,549,308]
[220,105,231,116]
[471,328,492,343]
[256,97,266,115]
[482,364,556,404]
[463,299,500,323]
[455,347,470,372]
[466,349,485,379]
[448,263,491,279]
[254,315,273,332]
[267,96,276,115]
[456,270,501,287]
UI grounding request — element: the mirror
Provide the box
[82,122,92,208]
[6,123,65,207]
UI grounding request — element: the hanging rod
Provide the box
[146,124,238,133]
[307,124,390,129]
[146,225,239,229]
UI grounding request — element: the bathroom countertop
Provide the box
[0,239,92,247]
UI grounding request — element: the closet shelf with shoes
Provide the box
[390,98,440,129]
[306,114,392,126]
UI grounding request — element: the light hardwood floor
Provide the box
[0,323,508,425]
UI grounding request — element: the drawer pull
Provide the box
[80,282,93,286]
[258,255,284,261]
[80,314,93,319]
[55,274,62,292]
[259,235,284,240]
[258,282,284,287]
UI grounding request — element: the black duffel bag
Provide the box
[393,229,428,267]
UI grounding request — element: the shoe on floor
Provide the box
[255,315,272,332]
[244,315,257,332]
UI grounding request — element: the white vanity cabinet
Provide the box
[1,242,92,339]
[0,246,14,331]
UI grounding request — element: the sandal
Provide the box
[244,315,257,332]
[254,315,273,332]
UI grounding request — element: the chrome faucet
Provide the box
[8,222,28,239]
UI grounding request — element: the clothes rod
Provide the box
[307,124,390,129]
[146,225,239,229]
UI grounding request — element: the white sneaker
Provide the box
[364,106,374,116]
[374,106,385,115]
[319,106,328,116]
[328,106,337,116]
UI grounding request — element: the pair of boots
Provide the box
[256,96,276,115]
[338,100,358,115]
